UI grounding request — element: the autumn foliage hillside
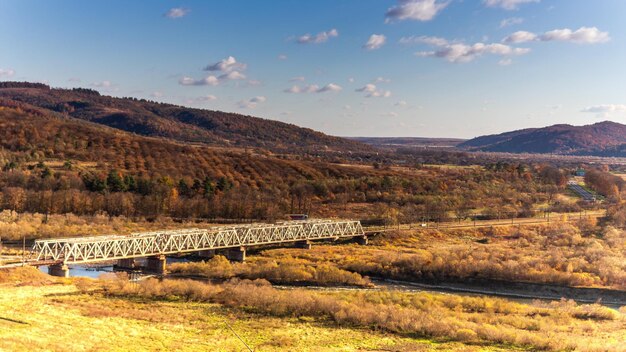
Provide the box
[0,107,379,184]
[0,82,370,154]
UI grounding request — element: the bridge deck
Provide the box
[31,219,364,264]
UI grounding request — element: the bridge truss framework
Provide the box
[31,219,365,265]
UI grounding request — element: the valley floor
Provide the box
[1,220,625,351]
[1,283,519,352]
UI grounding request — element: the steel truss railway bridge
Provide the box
[29,219,367,277]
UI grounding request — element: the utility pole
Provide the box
[22,236,26,266]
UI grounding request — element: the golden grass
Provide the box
[169,255,372,287]
[0,266,54,286]
[93,276,626,351]
[260,223,626,289]
[0,280,505,352]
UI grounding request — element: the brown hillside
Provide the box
[0,82,371,154]
[459,121,626,156]
[0,107,380,186]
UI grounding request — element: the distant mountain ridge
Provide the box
[459,121,626,156]
[349,137,466,149]
[0,82,370,154]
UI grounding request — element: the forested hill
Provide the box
[459,121,626,156]
[0,82,370,154]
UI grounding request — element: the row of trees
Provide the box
[0,185,285,221]
[584,169,625,201]
[0,153,588,221]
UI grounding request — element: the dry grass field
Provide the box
[0,268,524,352]
[1,268,624,352]
[1,221,624,351]
[254,221,626,290]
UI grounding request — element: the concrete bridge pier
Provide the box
[225,246,246,262]
[116,258,138,270]
[48,263,70,278]
[146,255,167,274]
[355,235,369,246]
[294,240,312,250]
[198,249,216,259]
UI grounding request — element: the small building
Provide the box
[575,168,586,177]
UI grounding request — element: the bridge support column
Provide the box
[294,240,312,250]
[146,255,167,274]
[198,249,216,259]
[116,258,138,270]
[226,247,246,262]
[355,235,368,246]
[48,264,70,278]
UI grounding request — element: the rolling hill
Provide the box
[0,82,370,154]
[459,121,626,156]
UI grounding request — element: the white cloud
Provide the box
[165,7,189,19]
[343,105,352,110]
[483,0,539,10]
[347,77,355,83]
[284,84,319,93]
[416,42,530,63]
[91,81,113,88]
[356,84,377,93]
[385,0,449,23]
[381,112,399,117]
[179,76,219,86]
[186,95,218,105]
[247,79,262,86]
[373,77,391,83]
[0,68,15,77]
[204,56,247,73]
[180,56,252,87]
[541,27,610,44]
[400,35,448,46]
[68,77,81,83]
[89,80,119,92]
[356,84,391,98]
[504,27,610,44]
[498,58,513,66]
[238,96,266,109]
[283,83,343,94]
[289,76,305,82]
[503,30,537,43]
[297,29,338,44]
[363,34,387,50]
[201,95,218,101]
[581,104,626,117]
[277,54,288,60]
[369,90,392,98]
[316,83,342,93]
[218,71,247,80]
[500,17,524,28]
[395,100,408,106]
[286,83,342,93]
[150,91,164,98]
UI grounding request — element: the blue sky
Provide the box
[1,0,625,138]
